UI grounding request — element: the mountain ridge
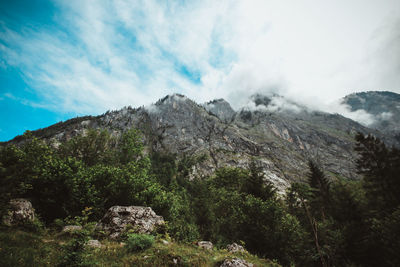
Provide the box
[4,91,400,193]
[342,91,400,136]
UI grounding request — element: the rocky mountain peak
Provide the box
[203,98,236,123]
[248,93,306,115]
[251,94,273,107]
[155,93,189,105]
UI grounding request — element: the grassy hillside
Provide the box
[0,226,279,267]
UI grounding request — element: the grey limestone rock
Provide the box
[227,243,245,253]
[96,206,164,239]
[220,258,253,267]
[204,99,236,123]
[62,225,83,233]
[86,239,103,248]
[2,198,35,226]
[197,241,213,250]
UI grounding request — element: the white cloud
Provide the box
[0,0,399,123]
[378,112,393,121]
[327,100,376,126]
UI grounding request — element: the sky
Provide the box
[1,0,399,141]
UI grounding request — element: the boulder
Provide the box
[86,239,103,248]
[2,198,35,226]
[197,241,213,250]
[62,225,83,233]
[96,206,164,239]
[227,243,245,253]
[220,258,253,267]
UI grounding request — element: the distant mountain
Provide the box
[342,91,400,137]
[5,92,399,193]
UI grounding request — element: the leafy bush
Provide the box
[126,233,155,252]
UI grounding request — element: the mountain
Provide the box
[5,92,399,193]
[342,91,400,137]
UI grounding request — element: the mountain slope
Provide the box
[5,93,398,193]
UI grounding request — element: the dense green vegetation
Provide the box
[1,129,399,266]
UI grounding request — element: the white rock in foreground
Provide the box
[96,206,164,239]
[220,258,253,267]
[3,198,35,226]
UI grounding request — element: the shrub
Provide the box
[126,233,155,252]
[58,230,89,267]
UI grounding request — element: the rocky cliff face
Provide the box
[6,92,400,194]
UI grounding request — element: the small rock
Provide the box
[2,198,35,226]
[220,258,253,267]
[197,241,213,250]
[86,239,102,248]
[227,243,245,253]
[162,239,169,245]
[62,225,82,233]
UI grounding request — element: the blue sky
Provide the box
[1,0,399,141]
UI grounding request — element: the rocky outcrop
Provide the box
[197,241,213,250]
[227,243,245,253]
[96,206,164,239]
[220,258,253,267]
[204,99,236,123]
[2,198,35,226]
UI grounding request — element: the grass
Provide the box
[87,239,280,266]
[0,227,60,266]
[0,226,280,267]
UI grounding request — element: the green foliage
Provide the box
[244,160,277,201]
[117,128,144,165]
[285,135,400,267]
[355,132,400,214]
[125,233,155,252]
[351,132,400,266]
[58,208,98,267]
[150,152,177,187]
[58,230,89,267]
[373,206,400,266]
[286,165,353,266]
[58,129,116,167]
[3,127,400,266]
[192,166,302,266]
[306,160,331,221]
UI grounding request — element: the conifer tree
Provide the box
[355,132,400,214]
[307,160,330,219]
[244,160,276,201]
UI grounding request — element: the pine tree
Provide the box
[355,132,400,214]
[307,160,330,219]
[244,160,276,201]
